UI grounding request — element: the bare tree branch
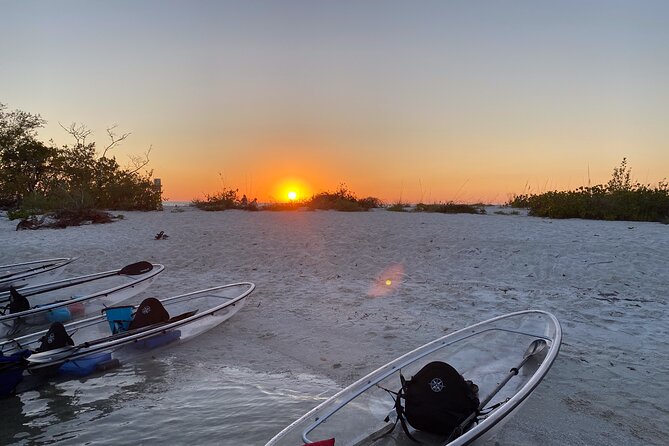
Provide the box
[126,145,152,174]
[102,124,131,158]
[59,122,92,146]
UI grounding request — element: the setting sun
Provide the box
[272,177,312,203]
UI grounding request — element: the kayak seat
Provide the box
[8,286,30,313]
[128,298,169,330]
[36,322,75,352]
[396,361,480,437]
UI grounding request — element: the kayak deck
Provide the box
[266,310,561,446]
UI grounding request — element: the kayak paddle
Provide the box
[0,263,59,281]
[447,338,548,441]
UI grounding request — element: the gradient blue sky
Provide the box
[2,1,667,202]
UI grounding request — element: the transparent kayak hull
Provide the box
[266,310,562,446]
[0,282,255,396]
[0,258,76,291]
[0,262,165,338]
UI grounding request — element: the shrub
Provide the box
[262,202,303,211]
[494,210,520,216]
[1,103,162,214]
[15,209,115,230]
[191,188,258,211]
[306,184,382,211]
[414,202,486,214]
[387,202,410,212]
[508,159,669,222]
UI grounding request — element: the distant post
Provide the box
[153,178,163,210]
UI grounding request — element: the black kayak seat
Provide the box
[128,297,169,330]
[36,322,74,352]
[401,361,480,436]
[9,286,30,313]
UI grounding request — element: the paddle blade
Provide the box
[524,339,548,359]
[119,261,153,276]
[304,439,335,446]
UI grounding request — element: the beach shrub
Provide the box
[414,202,486,214]
[262,201,303,211]
[14,209,116,230]
[387,202,411,212]
[191,188,258,211]
[306,184,382,211]
[494,210,520,216]
[508,159,669,222]
[0,103,163,214]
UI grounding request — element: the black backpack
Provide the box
[397,361,480,438]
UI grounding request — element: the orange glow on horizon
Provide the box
[154,138,668,206]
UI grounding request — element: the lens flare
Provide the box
[368,264,405,297]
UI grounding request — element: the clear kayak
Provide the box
[0,282,255,397]
[266,310,562,446]
[0,258,76,291]
[0,261,164,338]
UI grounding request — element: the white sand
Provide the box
[1,207,667,445]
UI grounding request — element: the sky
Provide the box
[2,0,668,203]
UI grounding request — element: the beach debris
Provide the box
[16,210,114,230]
[155,231,169,240]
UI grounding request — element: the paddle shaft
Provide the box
[0,262,57,281]
[478,354,532,410]
[447,340,546,442]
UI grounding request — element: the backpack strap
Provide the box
[395,371,421,443]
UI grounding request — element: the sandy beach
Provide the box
[1,207,667,445]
